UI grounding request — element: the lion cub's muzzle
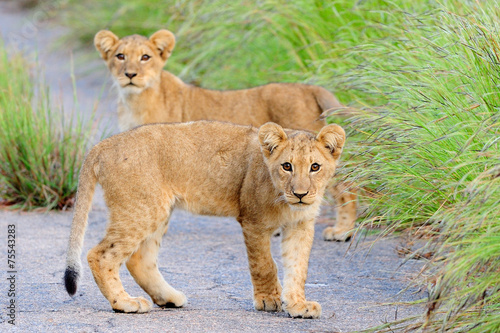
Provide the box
[292,191,310,204]
[286,191,315,208]
[124,72,137,86]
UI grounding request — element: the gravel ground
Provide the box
[0,3,425,332]
[0,188,425,332]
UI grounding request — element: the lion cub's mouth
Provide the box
[122,81,143,90]
[289,201,312,211]
[292,201,311,207]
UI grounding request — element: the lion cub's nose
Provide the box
[125,72,137,79]
[293,192,308,199]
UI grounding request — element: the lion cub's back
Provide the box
[93,121,258,215]
[96,121,256,172]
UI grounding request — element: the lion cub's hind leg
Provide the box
[87,199,174,313]
[87,230,153,313]
[126,220,187,309]
[323,182,357,242]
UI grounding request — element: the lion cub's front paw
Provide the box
[254,294,282,312]
[112,296,152,313]
[284,300,321,319]
[322,226,353,242]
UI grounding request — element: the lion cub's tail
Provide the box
[64,148,100,297]
[311,86,346,118]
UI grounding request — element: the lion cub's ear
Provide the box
[94,30,119,61]
[258,122,288,158]
[316,124,346,159]
[149,30,176,62]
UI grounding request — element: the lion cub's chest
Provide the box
[269,202,322,228]
[117,102,142,130]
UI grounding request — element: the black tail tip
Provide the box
[64,267,79,296]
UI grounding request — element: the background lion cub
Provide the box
[65,121,345,318]
[95,29,356,241]
[94,29,342,132]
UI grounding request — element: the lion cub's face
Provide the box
[259,123,345,210]
[94,30,176,93]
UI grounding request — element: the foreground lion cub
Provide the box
[94,29,356,241]
[64,121,345,318]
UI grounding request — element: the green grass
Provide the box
[0,44,97,210]
[327,2,500,331]
[58,0,434,93]
[55,0,500,330]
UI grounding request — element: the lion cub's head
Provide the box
[258,123,346,210]
[94,29,175,93]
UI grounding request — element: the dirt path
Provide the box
[0,206,424,332]
[0,3,425,332]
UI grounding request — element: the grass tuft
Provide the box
[326,2,500,331]
[0,43,97,210]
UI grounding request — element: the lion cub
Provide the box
[94,29,342,132]
[64,121,345,318]
[94,29,356,241]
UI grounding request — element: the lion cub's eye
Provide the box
[141,54,151,61]
[116,53,125,60]
[282,162,293,172]
[310,163,321,172]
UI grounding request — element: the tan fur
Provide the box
[94,29,341,132]
[65,121,345,318]
[94,29,357,241]
[323,182,357,241]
